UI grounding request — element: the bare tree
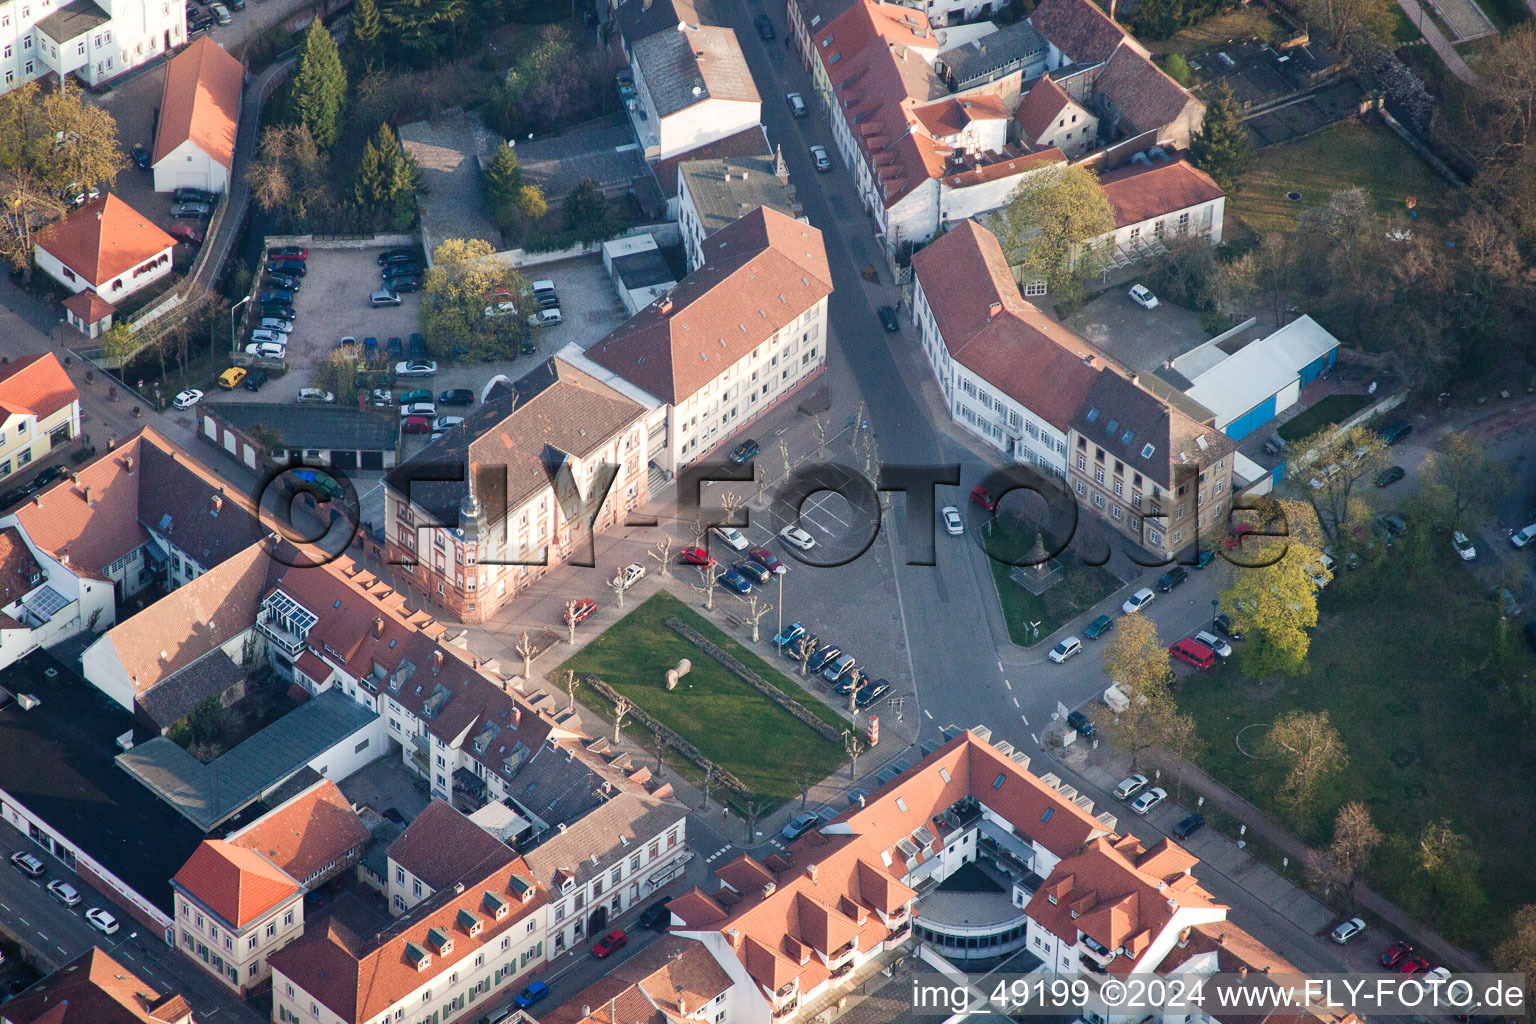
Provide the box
[514,631,534,679]
[797,636,821,678]
[720,489,746,529]
[740,795,767,842]
[654,733,666,773]
[693,562,724,611]
[799,771,815,810]
[701,763,719,810]
[0,171,65,280]
[742,595,773,643]
[813,415,829,459]
[648,534,675,578]
[1153,711,1204,801]
[1267,710,1348,814]
[847,669,865,717]
[563,669,580,711]
[1308,801,1383,910]
[612,695,631,743]
[845,730,866,780]
[564,600,582,645]
[611,571,629,611]
[778,436,792,481]
[688,512,708,547]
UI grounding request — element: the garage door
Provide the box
[331,450,357,472]
[360,451,384,471]
[1224,395,1278,441]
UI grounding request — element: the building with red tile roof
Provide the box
[568,206,831,476]
[1097,156,1225,239]
[171,839,306,996]
[0,947,196,1024]
[1095,44,1205,149]
[1029,0,1143,67]
[540,936,734,1024]
[385,800,518,916]
[269,848,548,1024]
[1014,74,1098,157]
[33,194,175,302]
[151,36,243,195]
[227,778,370,888]
[62,288,119,338]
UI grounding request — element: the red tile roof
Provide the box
[540,937,734,1024]
[942,145,1064,188]
[228,779,370,884]
[152,35,243,168]
[587,207,832,404]
[172,839,301,930]
[387,799,516,891]
[910,219,1108,429]
[0,526,43,608]
[0,948,194,1024]
[62,289,118,323]
[34,195,176,289]
[911,93,1011,137]
[1013,75,1076,141]
[1029,0,1135,64]
[0,353,79,423]
[1098,158,1224,227]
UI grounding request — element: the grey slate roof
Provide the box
[36,0,110,42]
[207,403,398,452]
[632,25,759,118]
[515,125,647,201]
[521,791,688,891]
[612,0,700,46]
[116,687,378,831]
[677,153,800,240]
[937,21,1048,87]
[138,649,248,731]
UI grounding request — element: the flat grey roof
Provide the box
[516,125,646,200]
[117,687,377,831]
[208,402,398,451]
[938,21,1047,84]
[37,0,110,42]
[612,248,676,290]
[677,154,799,240]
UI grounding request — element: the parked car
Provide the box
[1173,814,1205,839]
[268,258,306,277]
[171,201,212,218]
[244,339,286,358]
[728,438,761,464]
[787,91,808,118]
[1114,774,1148,800]
[528,308,563,329]
[439,388,475,406]
[592,929,628,958]
[878,305,899,331]
[268,245,308,259]
[132,143,152,169]
[1377,421,1413,445]
[47,880,82,906]
[243,369,269,392]
[370,289,402,307]
[1156,566,1189,592]
[1376,466,1405,487]
[1399,956,1431,975]
[970,485,999,511]
[1130,787,1167,815]
[753,12,774,38]
[173,187,218,204]
[941,505,963,536]
[748,546,786,574]
[714,526,749,551]
[1066,709,1095,737]
[514,982,550,1009]
[250,328,286,344]
[1331,918,1366,944]
[810,144,831,172]
[261,304,295,321]
[378,249,418,265]
[172,389,203,410]
[432,416,465,433]
[720,568,752,594]
[297,388,335,404]
[395,360,439,377]
[399,388,433,405]
[679,546,715,568]
[33,465,65,489]
[1122,588,1156,614]
[734,560,771,585]
[821,653,856,685]
[636,901,672,930]
[167,224,203,244]
[217,367,246,390]
[399,401,436,420]
[209,2,230,23]
[779,525,816,550]
[1083,614,1114,639]
[773,623,806,649]
[1451,530,1476,561]
[807,646,841,674]
[564,598,598,626]
[259,317,293,334]
[782,811,819,841]
[1169,638,1217,670]
[10,851,44,877]
[1047,636,1082,663]
[619,562,647,589]
[855,678,890,707]
[1378,514,1408,537]
[85,908,120,935]
[381,261,422,279]
[266,273,301,292]
[1511,522,1536,548]
[1214,613,1244,641]
[1129,283,1159,309]
[1380,941,1414,968]
[401,415,432,434]
[1193,630,1233,658]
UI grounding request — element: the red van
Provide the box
[1169,638,1217,671]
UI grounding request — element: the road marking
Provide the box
[55,945,65,956]
[0,903,8,911]
[18,917,29,927]
[997,660,1003,671]
[36,932,47,942]
[1012,696,1020,708]
[1021,715,1028,726]
[923,709,933,720]
[1003,679,1011,690]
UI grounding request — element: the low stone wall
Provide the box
[665,617,845,743]
[580,674,749,795]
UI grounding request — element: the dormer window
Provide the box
[1070,910,1080,919]
[1048,894,1058,905]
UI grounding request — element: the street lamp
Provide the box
[1211,598,1219,630]
[776,570,784,653]
[230,294,252,354]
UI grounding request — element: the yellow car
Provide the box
[218,367,247,389]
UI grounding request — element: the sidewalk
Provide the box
[1395,0,1479,84]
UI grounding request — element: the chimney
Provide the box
[1083,354,1096,365]
[60,549,70,566]
[657,296,674,315]
[1238,966,1248,980]
[1131,373,1140,384]
[124,456,134,474]
[557,822,568,833]
[432,650,444,674]
[678,993,688,1016]
[726,927,740,949]
[210,493,223,515]
[806,863,818,884]
[373,616,384,638]
[987,301,1002,320]
[762,882,776,898]
[511,706,521,728]
[82,485,93,505]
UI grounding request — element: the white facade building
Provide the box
[0,0,185,93]
[628,24,761,163]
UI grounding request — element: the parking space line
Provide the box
[1012,696,1020,708]
[36,932,47,942]
[17,917,28,927]
[923,709,933,719]
[55,945,65,956]
[1003,679,1011,690]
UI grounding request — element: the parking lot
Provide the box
[1072,288,1215,373]
[508,254,631,353]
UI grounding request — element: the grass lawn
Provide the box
[1177,540,1536,949]
[1276,394,1376,442]
[982,518,1122,647]
[1229,118,1447,236]
[1144,8,1290,56]
[554,592,848,809]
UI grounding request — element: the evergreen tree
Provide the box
[293,19,347,149]
[563,178,611,244]
[1190,85,1251,191]
[483,144,523,210]
[351,0,383,62]
[354,124,418,228]
[353,126,392,207]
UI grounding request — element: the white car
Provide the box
[1512,523,1536,548]
[260,317,294,333]
[527,309,563,328]
[1114,773,1149,800]
[395,360,439,378]
[1451,530,1476,561]
[1129,787,1167,815]
[810,144,831,172]
[1129,284,1159,309]
[250,328,285,344]
[713,526,749,551]
[1047,636,1082,663]
[245,341,286,359]
[47,879,82,906]
[172,389,203,410]
[1330,917,1366,944]
[1121,587,1156,614]
[297,388,335,404]
[941,506,963,536]
[779,525,816,550]
[1193,630,1233,658]
[619,562,647,589]
[432,416,465,432]
[86,907,119,935]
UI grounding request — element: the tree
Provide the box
[1416,819,1485,933]
[1190,85,1250,190]
[381,0,467,67]
[1324,801,1382,909]
[1220,500,1326,677]
[39,82,127,193]
[1266,710,1347,814]
[992,165,1115,306]
[1095,613,1174,768]
[610,570,629,611]
[563,178,613,244]
[247,125,332,225]
[353,123,420,229]
[1291,426,1389,548]
[1158,52,1192,85]
[1153,711,1203,800]
[484,144,523,210]
[515,184,547,222]
[351,0,384,64]
[1420,432,1510,527]
[1494,904,1536,1015]
[611,695,631,742]
[0,171,66,279]
[419,237,531,360]
[743,595,773,644]
[1294,0,1395,46]
[563,669,579,709]
[293,19,348,150]
[648,535,674,578]
[797,636,821,678]
[514,631,534,678]
[564,602,582,645]
[694,561,724,612]
[97,322,140,366]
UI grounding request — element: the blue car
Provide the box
[514,982,549,1008]
[720,568,751,594]
[773,622,805,648]
[259,290,293,305]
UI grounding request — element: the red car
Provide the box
[1224,523,1256,549]
[970,485,999,511]
[1380,941,1413,968]
[563,598,597,626]
[401,415,431,434]
[748,546,785,574]
[679,546,714,567]
[591,929,627,958]
[1399,956,1431,975]
[167,225,204,244]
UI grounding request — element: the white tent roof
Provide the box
[1184,315,1340,428]
[1261,314,1339,370]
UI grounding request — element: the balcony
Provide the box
[772,999,800,1019]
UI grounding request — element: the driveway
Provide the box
[516,256,630,353]
[1070,289,1215,373]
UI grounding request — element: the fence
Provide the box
[491,222,682,269]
